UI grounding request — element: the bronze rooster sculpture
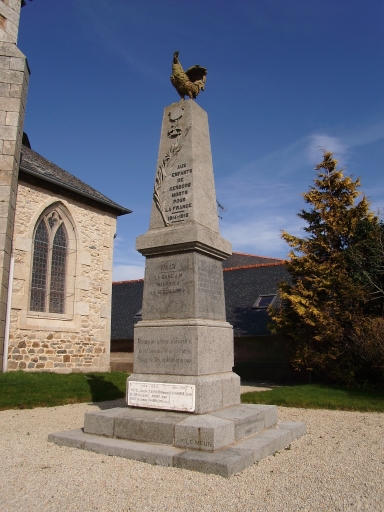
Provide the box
[170,51,207,100]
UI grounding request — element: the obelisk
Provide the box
[49,58,305,477]
[127,100,241,414]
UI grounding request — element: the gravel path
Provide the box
[1,399,383,512]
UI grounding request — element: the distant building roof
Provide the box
[224,264,289,336]
[111,279,144,340]
[111,257,290,340]
[223,252,284,269]
[19,145,131,216]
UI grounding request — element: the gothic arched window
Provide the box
[30,210,68,314]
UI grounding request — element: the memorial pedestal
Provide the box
[49,100,305,476]
[127,101,241,414]
[49,404,306,478]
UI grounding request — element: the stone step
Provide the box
[84,404,278,451]
[48,420,305,478]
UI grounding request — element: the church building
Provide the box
[0,1,130,373]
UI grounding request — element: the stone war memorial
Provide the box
[49,52,305,477]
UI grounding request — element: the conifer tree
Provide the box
[270,151,381,383]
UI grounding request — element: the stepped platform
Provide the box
[49,404,305,477]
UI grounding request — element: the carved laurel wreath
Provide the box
[153,126,190,226]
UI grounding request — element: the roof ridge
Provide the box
[21,146,111,200]
[20,145,131,215]
[223,261,286,272]
[231,251,284,261]
[112,260,287,284]
[113,262,288,282]
[113,278,144,284]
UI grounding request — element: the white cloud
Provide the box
[365,195,384,217]
[218,179,295,212]
[345,118,384,148]
[112,247,145,281]
[228,137,311,179]
[307,135,348,165]
[221,216,302,258]
[221,221,285,256]
[216,141,308,231]
[215,131,355,257]
[113,236,126,246]
[216,116,384,257]
[113,264,145,282]
[219,133,349,193]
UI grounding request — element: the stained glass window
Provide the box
[30,210,68,314]
[30,220,48,311]
[49,224,67,313]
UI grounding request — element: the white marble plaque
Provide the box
[127,381,195,412]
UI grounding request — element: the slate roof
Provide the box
[19,145,131,215]
[223,252,284,269]
[224,264,290,336]
[111,279,144,340]
[111,258,290,340]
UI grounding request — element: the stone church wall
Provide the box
[7,180,116,372]
[0,0,29,366]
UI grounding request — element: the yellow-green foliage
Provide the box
[270,151,381,384]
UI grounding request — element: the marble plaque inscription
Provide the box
[128,381,195,412]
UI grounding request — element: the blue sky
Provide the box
[18,1,384,280]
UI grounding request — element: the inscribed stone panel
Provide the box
[195,253,226,320]
[142,254,193,320]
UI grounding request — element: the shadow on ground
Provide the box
[94,398,127,410]
[85,374,125,406]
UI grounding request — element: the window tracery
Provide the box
[30,209,68,314]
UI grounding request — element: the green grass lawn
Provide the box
[1,372,383,412]
[0,371,127,410]
[241,383,384,412]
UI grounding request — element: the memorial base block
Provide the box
[49,404,306,478]
[127,372,240,414]
[133,320,235,377]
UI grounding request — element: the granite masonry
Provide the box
[7,179,117,372]
[50,100,305,476]
[0,0,29,367]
